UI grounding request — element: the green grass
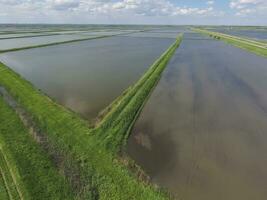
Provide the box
[0,148,21,200]
[0,96,75,199]
[194,28,267,58]
[0,171,9,200]
[0,35,182,199]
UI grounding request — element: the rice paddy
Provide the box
[0,24,267,200]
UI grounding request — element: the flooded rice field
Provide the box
[1,24,267,199]
[0,36,174,120]
[214,28,267,41]
[0,33,59,39]
[0,34,101,50]
[124,31,180,39]
[127,32,267,200]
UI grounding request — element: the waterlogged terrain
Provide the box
[0,36,174,120]
[211,27,267,42]
[0,33,58,39]
[0,34,102,51]
[1,24,267,199]
[128,32,267,200]
[78,30,133,36]
[125,32,180,39]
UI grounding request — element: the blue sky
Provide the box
[0,0,266,25]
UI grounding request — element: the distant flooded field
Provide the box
[0,34,101,50]
[124,32,180,39]
[127,33,267,200]
[0,36,174,120]
[214,28,267,41]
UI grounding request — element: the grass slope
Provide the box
[0,96,75,199]
[0,171,9,200]
[0,35,182,199]
[194,28,267,58]
[0,148,21,200]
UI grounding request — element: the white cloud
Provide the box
[1,0,264,24]
[48,0,80,11]
[0,0,216,16]
[230,0,267,16]
[206,1,214,5]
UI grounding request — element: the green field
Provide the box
[0,95,75,199]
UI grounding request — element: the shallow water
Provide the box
[0,36,174,120]
[127,33,267,200]
[78,31,131,36]
[216,29,267,41]
[123,32,179,39]
[0,34,101,50]
[0,33,57,39]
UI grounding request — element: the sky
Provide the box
[0,0,266,25]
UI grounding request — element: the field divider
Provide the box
[95,34,183,152]
[96,35,182,128]
[193,28,267,57]
[194,28,267,49]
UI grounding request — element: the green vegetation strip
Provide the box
[0,35,182,199]
[0,96,74,200]
[194,28,267,57]
[0,170,10,200]
[95,35,183,153]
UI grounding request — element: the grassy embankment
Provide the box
[0,170,9,200]
[194,28,267,57]
[0,35,182,199]
[0,146,21,200]
[0,96,75,199]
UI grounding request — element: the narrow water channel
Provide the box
[127,32,267,200]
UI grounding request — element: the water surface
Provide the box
[128,33,267,200]
[124,32,179,39]
[0,36,174,120]
[0,34,99,50]
[215,29,267,41]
